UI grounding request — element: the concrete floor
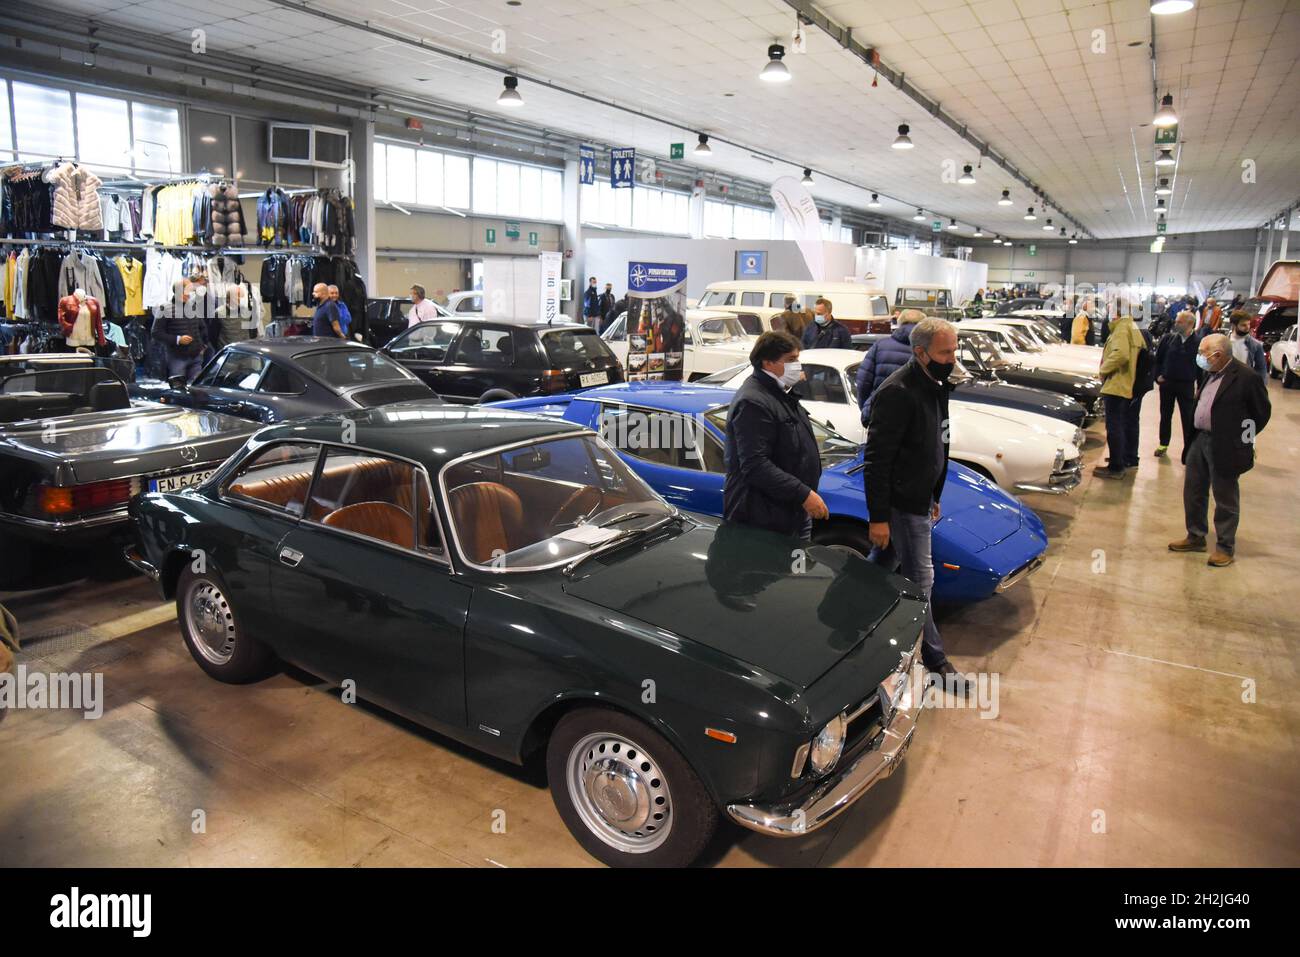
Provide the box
[2,379,1298,868]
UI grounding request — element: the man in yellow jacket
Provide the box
[1094,313,1148,479]
[1071,310,1091,344]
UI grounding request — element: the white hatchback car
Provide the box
[957,320,1103,376]
[711,348,1084,494]
[1268,324,1299,387]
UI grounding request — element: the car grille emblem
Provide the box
[180,445,198,463]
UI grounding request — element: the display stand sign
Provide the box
[610,148,636,189]
[736,250,766,278]
[505,221,520,239]
[539,251,563,325]
[579,146,596,186]
[625,262,687,382]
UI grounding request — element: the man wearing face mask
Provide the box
[723,331,828,541]
[801,297,852,350]
[1224,308,1268,385]
[1153,310,1200,458]
[863,318,967,693]
[1169,333,1270,567]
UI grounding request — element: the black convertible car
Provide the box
[127,403,925,867]
[850,334,1091,425]
[157,338,436,424]
[0,354,256,586]
[381,318,624,404]
[953,332,1103,417]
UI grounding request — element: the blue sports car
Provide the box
[491,381,1048,603]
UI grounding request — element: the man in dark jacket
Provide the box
[152,280,207,381]
[723,331,828,539]
[1154,309,1198,458]
[801,298,852,350]
[598,283,618,333]
[856,308,925,423]
[310,283,343,338]
[1169,333,1271,567]
[863,317,966,691]
[582,277,601,328]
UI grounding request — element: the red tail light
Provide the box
[541,369,568,393]
[38,479,133,515]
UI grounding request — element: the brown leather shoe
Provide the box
[1168,537,1207,552]
[1207,551,1234,567]
[1092,465,1124,480]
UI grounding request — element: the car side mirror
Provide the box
[168,374,188,390]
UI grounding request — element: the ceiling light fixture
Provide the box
[1153,92,1178,128]
[973,227,983,237]
[693,133,712,157]
[1043,218,1055,231]
[1155,148,1176,167]
[998,189,1012,205]
[892,124,914,150]
[913,208,926,221]
[947,218,959,231]
[497,75,524,108]
[760,43,791,83]
[1155,177,1172,196]
[868,193,881,207]
[1024,207,1037,221]
[959,164,976,184]
[1154,198,1168,214]
[1069,234,1078,244]
[801,168,814,185]
[1150,0,1194,14]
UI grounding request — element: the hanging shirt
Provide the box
[117,257,145,316]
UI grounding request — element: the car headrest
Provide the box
[87,380,131,412]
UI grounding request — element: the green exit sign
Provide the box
[1156,222,1167,234]
[505,220,520,239]
[485,227,496,246]
[931,220,942,232]
[670,142,684,160]
[1155,124,1178,146]
[1028,244,1037,256]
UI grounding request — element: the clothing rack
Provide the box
[0,238,326,257]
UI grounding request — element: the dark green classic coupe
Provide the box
[126,402,925,867]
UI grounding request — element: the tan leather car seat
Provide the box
[229,470,313,509]
[321,501,414,549]
[448,482,525,565]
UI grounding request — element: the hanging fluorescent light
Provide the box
[1024,207,1037,221]
[1155,149,1176,167]
[760,43,791,83]
[693,133,712,157]
[1154,198,1168,214]
[912,208,926,221]
[497,75,524,108]
[959,164,976,185]
[973,227,983,237]
[892,124,914,150]
[998,189,1012,205]
[868,193,881,207]
[1059,227,1067,237]
[1069,234,1079,244]
[1150,0,1194,14]
[1043,217,1055,231]
[1155,177,1172,196]
[947,218,959,231]
[801,168,814,185]
[1153,92,1177,127]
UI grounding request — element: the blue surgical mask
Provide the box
[779,362,802,389]
[1195,354,1213,371]
[814,315,827,326]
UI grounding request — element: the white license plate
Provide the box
[149,468,216,493]
[580,371,609,387]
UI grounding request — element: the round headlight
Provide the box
[809,714,846,775]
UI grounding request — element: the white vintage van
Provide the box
[696,280,892,335]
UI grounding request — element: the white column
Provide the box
[351,117,377,288]
[562,156,583,320]
[689,184,705,239]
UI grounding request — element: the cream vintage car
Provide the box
[711,348,1083,495]
[696,280,892,336]
[956,320,1103,377]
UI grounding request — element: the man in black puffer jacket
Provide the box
[723,331,828,540]
[151,280,209,381]
[856,308,925,423]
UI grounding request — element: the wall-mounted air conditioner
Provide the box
[268,123,350,169]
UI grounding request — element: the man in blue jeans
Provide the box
[863,318,970,695]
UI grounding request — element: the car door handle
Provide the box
[279,546,304,567]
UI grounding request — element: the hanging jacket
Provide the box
[44,162,104,231]
[208,184,248,247]
[57,294,106,345]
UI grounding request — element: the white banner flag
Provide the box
[770,175,825,282]
[539,251,563,324]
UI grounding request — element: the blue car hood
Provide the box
[822,456,1023,549]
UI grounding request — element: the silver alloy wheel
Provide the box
[185,580,237,666]
[567,731,673,854]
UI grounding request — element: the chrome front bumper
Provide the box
[1015,465,1083,495]
[122,544,160,582]
[726,695,922,837]
[995,555,1044,592]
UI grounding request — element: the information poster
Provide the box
[626,262,686,381]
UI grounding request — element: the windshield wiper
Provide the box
[563,513,683,576]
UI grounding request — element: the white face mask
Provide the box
[779,361,802,390]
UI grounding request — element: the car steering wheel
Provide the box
[550,486,605,529]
